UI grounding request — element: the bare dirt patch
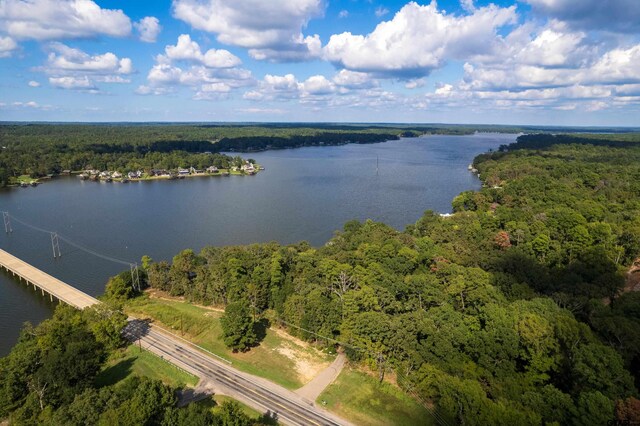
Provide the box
[275,342,330,383]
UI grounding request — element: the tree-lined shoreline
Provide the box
[2,131,640,425]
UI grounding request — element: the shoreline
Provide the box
[5,131,501,188]
[7,166,263,187]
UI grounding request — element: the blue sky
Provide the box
[1,0,639,125]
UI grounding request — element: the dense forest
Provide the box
[0,123,438,185]
[126,133,640,425]
[0,303,274,425]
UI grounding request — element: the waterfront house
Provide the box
[178,168,190,175]
[241,162,256,173]
[207,166,219,173]
[112,171,122,179]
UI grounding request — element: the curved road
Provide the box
[124,320,349,426]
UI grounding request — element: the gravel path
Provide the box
[295,353,346,403]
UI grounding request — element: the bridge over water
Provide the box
[0,247,348,426]
[0,248,98,309]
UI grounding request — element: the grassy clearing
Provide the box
[125,296,332,390]
[96,345,198,388]
[9,175,37,185]
[318,368,434,426]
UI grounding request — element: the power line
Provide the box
[56,234,131,266]
[2,212,137,268]
[1,211,450,423]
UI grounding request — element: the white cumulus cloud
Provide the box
[135,16,161,43]
[172,0,324,61]
[244,70,386,107]
[0,0,131,40]
[139,33,254,100]
[324,1,516,78]
[28,80,40,87]
[45,43,132,75]
[41,43,133,91]
[164,34,241,68]
[49,75,96,90]
[332,69,377,90]
[0,35,17,57]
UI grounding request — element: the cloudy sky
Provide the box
[1,0,639,125]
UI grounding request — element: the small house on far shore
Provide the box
[241,161,256,174]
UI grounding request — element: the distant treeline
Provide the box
[3,123,639,187]
[499,133,640,151]
[0,124,437,186]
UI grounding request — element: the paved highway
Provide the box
[0,249,347,426]
[124,320,347,426]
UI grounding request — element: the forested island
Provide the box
[2,131,640,425]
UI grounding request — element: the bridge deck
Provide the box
[0,248,98,309]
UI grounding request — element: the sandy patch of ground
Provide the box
[272,327,313,349]
[145,289,331,383]
[275,342,331,383]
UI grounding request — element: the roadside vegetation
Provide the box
[96,345,198,389]
[118,132,640,425]
[125,295,333,390]
[318,368,434,426]
[0,299,275,424]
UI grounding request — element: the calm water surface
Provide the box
[0,133,515,355]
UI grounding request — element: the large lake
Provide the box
[0,133,515,355]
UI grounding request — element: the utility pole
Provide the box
[3,212,11,234]
[50,233,61,258]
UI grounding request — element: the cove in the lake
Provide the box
[0,132,516,355]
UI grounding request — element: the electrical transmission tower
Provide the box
[50,232,61,258]
[130,263,141,292]
[3,211,11,233]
